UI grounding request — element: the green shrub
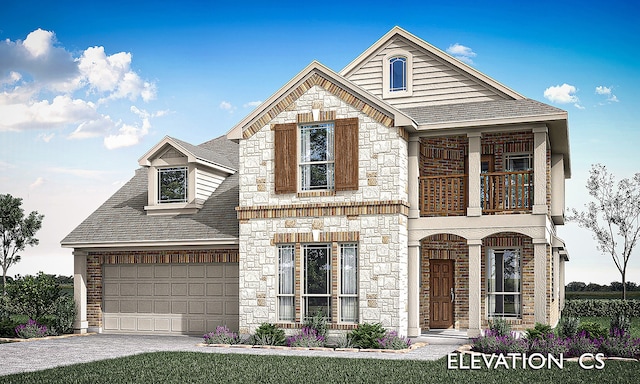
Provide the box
[252,323,285,346]
[47,295,76,335]
[563,299,640,317]
[0,317,20,338]
[6,273,60,320]
[488,317,511,336]
[525,322,553,340]
[347,322,386,349]
[610,313,631,337]
[304,310,328,338]
[577,321,608,339]
[556,316,580,338]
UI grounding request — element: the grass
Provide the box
[578,316,640,338]
[565,291,640,300]
[0,352,638,384]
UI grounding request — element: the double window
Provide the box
[487,248,521,317]
[300,123,335,191]
[158,167,187,203]
[277,243,358,323]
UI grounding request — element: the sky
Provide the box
[1,0,639,285]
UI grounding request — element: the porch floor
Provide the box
[415,329,470,345]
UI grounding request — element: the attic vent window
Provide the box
[158,167,188,203]
[389,56,407,92]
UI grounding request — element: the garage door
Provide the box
[102,263,239,335]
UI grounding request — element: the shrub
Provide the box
[556,316,580,339]
[377,330,411,350]
[577,321,608,339]
[48,295,76,335]
[286,327,325,347]
[563,299,640,317]
[610,313,631,337]
[252,323,285,346]
[203,326,241,345]
[15,319,50,338]
[333,333,355,348]
[0,317,20,338]
[6,273,60,320]
[347,323,386,349]
[600,334,640,358]
[566,332,600,357]
[471,331,528,354]
[304,310,328,338]
[528,333,569,356]
[487,318,511,337]
[525,323,553,341]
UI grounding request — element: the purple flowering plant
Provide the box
[286,326,325,347]
[203,325,241,345]
[15,319,49,339]
[376,330,412,350]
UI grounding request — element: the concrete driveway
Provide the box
[0,333,467,376]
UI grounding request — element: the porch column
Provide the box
[73,249,88,334]
[467,132,482,217]
[407,242,421,337]
[408,138,421,219]
[533,126,548,215]
[533,239,548,324]
[468,239,482,337]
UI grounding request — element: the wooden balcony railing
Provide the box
[419,174,467,216]
[419,170,533,216]
[481,171,533,213]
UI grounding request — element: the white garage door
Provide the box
[102,263,239,335]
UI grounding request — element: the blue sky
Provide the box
[1,0,639,284]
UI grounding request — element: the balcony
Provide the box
[419,171,533,216]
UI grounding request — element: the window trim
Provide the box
[339,243,358,323]
[298,122,335,192]
[486,248,522,318]
[302,243,332,321]
[277,244,296,322]
[382,49,413,99]
[157,166,188,204]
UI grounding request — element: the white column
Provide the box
[467,133,482,217]
[467,239,482,337]
[408,138,420,219]
[73,250,88,334]
[534,239,548,324]
[533,126,548,215]
[407,243,421,337]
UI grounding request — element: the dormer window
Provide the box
[389,56,407,92]
[158,167,188,203]
[383,50,412,99]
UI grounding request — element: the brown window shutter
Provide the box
[274,123,297,193]
[334,118,359,191]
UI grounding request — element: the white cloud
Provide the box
[219,101,233,109]
[543,83,583,109]
[595,85,619,103]
[37,132,55,142]
[243,100,262,108]
[102,106,154,150]
[0,28,159,147]
[29,177,45,189]
[446,43,477,65]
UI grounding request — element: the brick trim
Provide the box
[273,232,360,244]
[237,200,409,220]
[243,73,394,139]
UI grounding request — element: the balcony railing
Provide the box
[419,170,533,216]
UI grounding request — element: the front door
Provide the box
[430,259,454,328]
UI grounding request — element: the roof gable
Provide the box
[340,27,523,107]
[139,136,236,173]
[227,61,416,140]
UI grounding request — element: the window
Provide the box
[389,56,407,92]
[158,167,187,203]
[303,244,331,319]
[506,153,532,172]
[278,245,295,321]
[300,123,335,191]
[340,243,358,323]
[487,249,521,317]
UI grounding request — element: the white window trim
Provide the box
[277,244,296,322]
[298,122,335,192]
[504,152,533,171]
[486,247,522,318]
[382,49,413,99]
[339,243,359,323]
[157,166,188,204]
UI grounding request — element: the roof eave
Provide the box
[61,238,240,249]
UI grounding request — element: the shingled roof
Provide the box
[61,136,239,247]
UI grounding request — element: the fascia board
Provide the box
[61,238,240,249]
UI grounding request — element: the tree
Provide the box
[568,164,640,300]
[566,281,587,292]
[0,194,44,295]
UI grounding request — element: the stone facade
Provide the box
[238,84,409,335]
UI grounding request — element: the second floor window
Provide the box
[158,167,187,203]
[389,56,407,92]
[300,123,335,190]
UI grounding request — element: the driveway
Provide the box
[0,333,467,376]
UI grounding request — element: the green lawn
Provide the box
[0,352,637,384]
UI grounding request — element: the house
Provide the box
[62,27,570,338]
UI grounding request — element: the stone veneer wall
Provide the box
[420,234,469,330]
[238,84,409,335]
[85,249,239,330]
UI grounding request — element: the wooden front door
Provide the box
[430,259,454,328]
